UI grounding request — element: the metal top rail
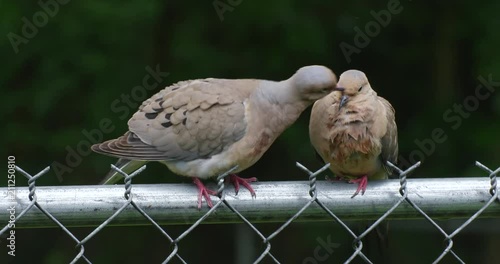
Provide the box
[1,177,498,228]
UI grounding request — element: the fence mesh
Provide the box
[1,161,499,264]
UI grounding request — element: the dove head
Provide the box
[290,65,338,101]
[335,70,372,109]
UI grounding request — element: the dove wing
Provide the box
[378,96,398,175]
[92,79,254,161]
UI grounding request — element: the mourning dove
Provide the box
[309,69,398,198]
[92,65,338,208]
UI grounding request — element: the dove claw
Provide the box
[193,178,217,209]
[229,174,257,197]
[349,175,368,198]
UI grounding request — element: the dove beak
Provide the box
[333,87,348,109]
[333,87,345,92]
[339,95,349,109]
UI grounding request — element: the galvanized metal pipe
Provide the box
[0,178,498,228]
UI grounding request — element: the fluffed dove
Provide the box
[92,65,338,208]
[309,69,398,198]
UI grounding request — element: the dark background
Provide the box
[2,0,499,263]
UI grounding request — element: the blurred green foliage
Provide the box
[1,0,499,263]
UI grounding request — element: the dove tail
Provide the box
[100,159,147,184]
[91,131,169,161]
[360,220,390,263]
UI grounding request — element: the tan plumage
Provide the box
[93,65,337,208]
[309,69,398,197]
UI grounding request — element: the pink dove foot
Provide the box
[349,175,368,198]
[193,178,217,209]
[326,175,344,182]
[229,174,257,197]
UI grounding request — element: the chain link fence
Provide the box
[1,161,499,264]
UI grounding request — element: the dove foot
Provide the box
[349,175,368,198]
[229,174,257,197]
[326,175,344,182]
[193,178,217,209]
